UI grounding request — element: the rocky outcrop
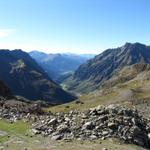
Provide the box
[0,98,44,122]
[32,104,150,148]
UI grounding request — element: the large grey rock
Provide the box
[48,118,57,126]
[0,131,7,137]
[51,134,62,140]
[82,122,94,130]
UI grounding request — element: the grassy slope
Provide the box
[49,79,150,113]
[0,120,30,143]
[0,120,30,135]
[49,64,150,113]
[48,90,119,113]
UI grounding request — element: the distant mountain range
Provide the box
[63,42,150,93]
[29,51,95,82]
[1,42,150,104]
[0,49,75,103]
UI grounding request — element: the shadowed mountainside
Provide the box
[0,80,14,99]
[0,49,76,104]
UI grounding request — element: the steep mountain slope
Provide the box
[50,63,150,114]
[29,51,95,82]
[0,49,75,103]
[81,63,150,109]
[0,80,14,99]
[64,43,150,93]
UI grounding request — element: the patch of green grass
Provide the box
[0,120,30,135]
[48,78,150,113]
[1,137,146,150]
[0,135,9,143]
[48,90,119,113]
[0,120,31,143]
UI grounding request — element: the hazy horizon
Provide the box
[0,0,150,54]
[1,41,149,55]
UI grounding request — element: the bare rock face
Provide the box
[31,104,150,148]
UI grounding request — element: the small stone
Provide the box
[82,122,94,130]
[101,137,105,140]
[48,118,57,125]
[148,133,150,139]
[102,131,109,136]
[102,147,108,150]
[0,131,7,137]
[90,135,97,140]
[57,124,69,133]
[107,122,117,129]
[31,129,40,135]
[51,134,62,140]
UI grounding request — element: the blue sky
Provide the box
[0,0,150,54]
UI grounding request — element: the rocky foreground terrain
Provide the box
[31,104,150,148]
[1,98,150,149]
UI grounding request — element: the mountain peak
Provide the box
[122,42,146,49]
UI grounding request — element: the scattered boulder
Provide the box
[0,131,7,137]
[51,134,62,140]
[82,122,94,130]
[31,129,41,135]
